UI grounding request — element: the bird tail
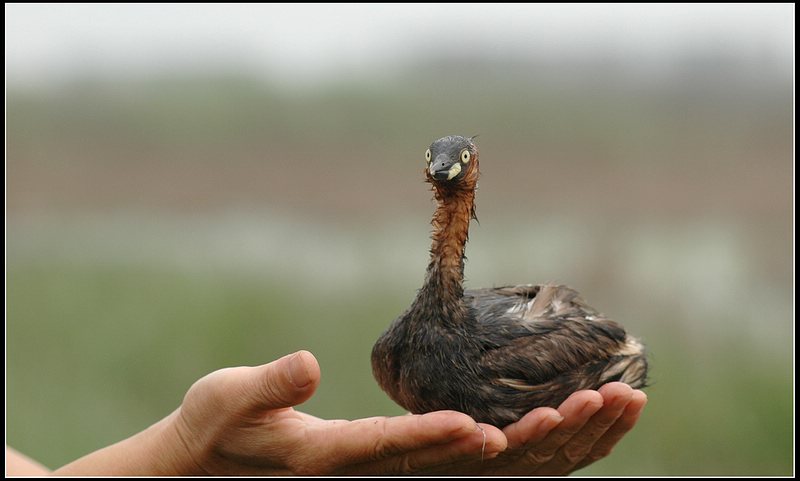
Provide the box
[598,336,649,388]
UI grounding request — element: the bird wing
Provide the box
[466,284,604,323]
[465,284,638,389]
[465,283,609,334]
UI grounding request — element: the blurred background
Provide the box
[5,4,793,475]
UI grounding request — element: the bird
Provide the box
[371,135,648,428]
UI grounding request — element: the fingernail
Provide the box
[546,413,565,428]
[287,351,312,388]
[611,393,634,410]
[581,400,603,416]
[483,449,501,460]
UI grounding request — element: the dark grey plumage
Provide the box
[371,136,647,428]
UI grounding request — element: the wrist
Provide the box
[52,408,199,476]
[142,408,206,475]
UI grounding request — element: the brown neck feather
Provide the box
[411,177,477,325]
[429,185,475,291]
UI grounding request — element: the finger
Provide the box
[503,407,564,450]
[535,383,633,475]
[446,408,564,475]
[344,422,507,475]
[242,350,321,412]
[496,391,601,475]
[573,389,648,471]
[533,391,603,457]
[308,411,504,473]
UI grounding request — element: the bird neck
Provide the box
[413,185,476,325]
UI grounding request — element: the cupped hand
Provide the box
[42,349,645,476]
[170,351,507,475]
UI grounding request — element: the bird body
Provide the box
[371,135,647,428]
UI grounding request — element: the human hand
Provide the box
[429,382,648,475]
[170,351,507,475]
[43,351,644,476]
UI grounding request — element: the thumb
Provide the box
[246,350,321,411]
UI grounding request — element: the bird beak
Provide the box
[429,154,460,181]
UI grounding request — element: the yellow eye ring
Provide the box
[461,149,471,163]
[425,149,432,163]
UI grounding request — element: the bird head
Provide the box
[424,135,479,190]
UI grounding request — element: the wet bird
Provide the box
[371,135,648,428]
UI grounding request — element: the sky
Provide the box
[5,3,794,87]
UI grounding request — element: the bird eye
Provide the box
[461,149,471,163]
[425,149,432,163]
